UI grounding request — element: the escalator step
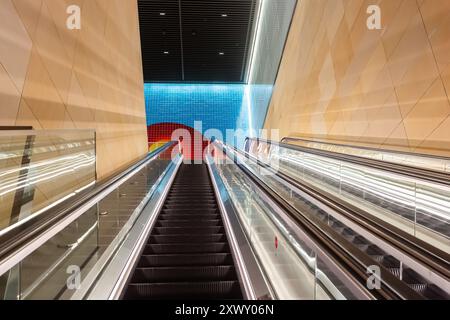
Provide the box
[159,214,220,220]
[161,209,218,215]
[131,266,237,282]
[168,190,214,193]
[165,199,216,204]
[169,189,214,192]
[145,243,230,254]
[149,234,226,244]
[124,281,242,300]
[138,253,234,267]
[153,226,224,235]
[156,220,222,228]
[164,204,217,209]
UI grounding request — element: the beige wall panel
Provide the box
[0,63,21,126]
[22,48,66,129]
[15,98,42,129]
[442,64,450,105]
[403,80,450,147]
[0,0,32,93]
[12,0,43,38]
[420,0,450,72]
[265,0,450,156]
[420,116,450,153]
[1,0,148,179]
[33,1,73,105]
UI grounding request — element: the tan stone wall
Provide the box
[264,0,450,156]
[0,0,148,178]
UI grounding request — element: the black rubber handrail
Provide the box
[246,137,450,185]
[0,141,177,265]
[232,144,450,282]
[216,142,423,300]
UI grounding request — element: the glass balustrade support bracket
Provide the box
[83,154,183,300]
[206,157,273,300]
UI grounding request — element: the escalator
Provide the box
[1,137,447,300]
[303,203,448,299]
[123,164,243,300]
[215,141,450,300]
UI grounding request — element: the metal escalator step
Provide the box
[364,245,384,256]
[168,190,213,193]
[165,198,216,202]
[352,236,371,246]
[381,255,401,269]
[138,253,234,267]
[130,266,237,283]
[153,226,224,235]
[145,243,230,254]
[169,188,214,191]
[418,284,450,300]
[123,281,242,300]
[159,213,220,220]
[164,204,217,209]
[169,190,214,193]
[161,209,218,215]
[165,199,216,204]
[156,220,222,228]
[168,189,214,192]
[149,234,226,244]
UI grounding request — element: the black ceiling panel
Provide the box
[138,0,257,83]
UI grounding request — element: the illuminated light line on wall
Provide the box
[247,0,267,84]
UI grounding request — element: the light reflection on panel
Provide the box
[0,130,96,235]
[208,146,358,300]
[282,138,450,174]
[247,140,450,253]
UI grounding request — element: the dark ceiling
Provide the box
[138,0,257,83]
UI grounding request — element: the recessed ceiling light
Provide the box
[160,12,166,16]
[221,14,228,17]
[219,52,225,55]
[163,51,169,54]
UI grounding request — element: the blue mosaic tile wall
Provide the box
[144,83,273,145]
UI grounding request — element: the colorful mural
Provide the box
[144,83,273,158]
